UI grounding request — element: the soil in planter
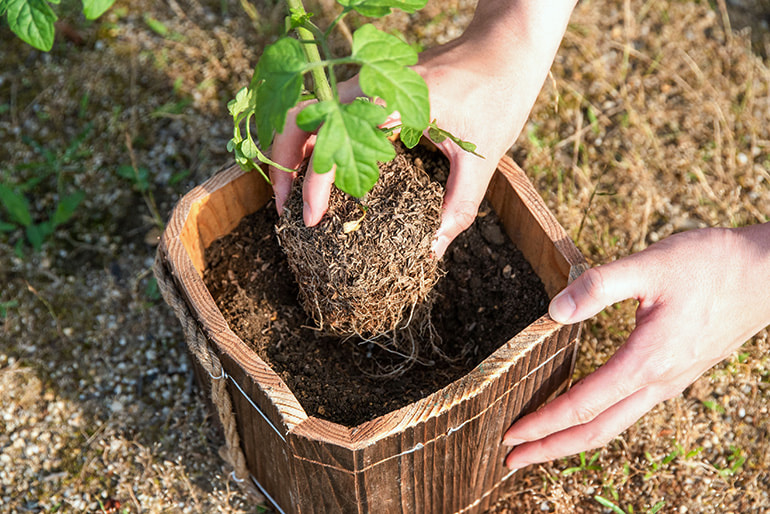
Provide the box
[204,149,550,427]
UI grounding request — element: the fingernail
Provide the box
[549,290,576,324]
[502,437,525,447]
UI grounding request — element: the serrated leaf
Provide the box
[82,0,114,19]
[0,184,32,227]
[52,191,85,227]
[352,24,429,131]
[251,37,306,148]
[4,0,58,51]
[297,99,395,197]
[337,0,426,17]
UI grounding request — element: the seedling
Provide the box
[228,0,478,198]
[0,0,116,51]
[715,445,746,478]
[561,450,602,476]
[0,182,84,254]
[594,495,666,514]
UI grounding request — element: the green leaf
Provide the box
[82,0,114,19]
[337,0,427,17]
[0,184,32,227]
[51,191,85,227]
[3,0,58,51]
[26,221,53,251]
[297,99,395,197]
[594,496,626,514]
[399,126,422,148]
[352,24,429,131]
[251,37,306,148]
[427,121,483,157]
[144,14,168,37]
[227,86,253,118]
[287,7,312,29]
[0,220,17,232]
[0,300,19,318]
[117,165,150,192]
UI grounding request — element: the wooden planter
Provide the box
[154,156,586,513]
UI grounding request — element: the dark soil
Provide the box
[204,151,550,427]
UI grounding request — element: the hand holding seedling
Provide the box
[229,0,478,210]
[271,0,577,257]
[504,224,770,469]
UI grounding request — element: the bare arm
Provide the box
[504,222,770,469]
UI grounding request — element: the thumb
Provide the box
[432,151,496,259]
[549,258,647,324]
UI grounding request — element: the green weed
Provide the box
[594,495,666,514]
[562,450,602,476]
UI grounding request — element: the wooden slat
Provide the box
[159,165,308,436]
[160,154,587,513]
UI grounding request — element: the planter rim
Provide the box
[158,156,587,450]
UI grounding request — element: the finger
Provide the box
[302,161,335,226]
[502,332,652,446]
[548,256,649,324]
[270,115,315,215]
[431,152,495,258]
[505,382,666,469]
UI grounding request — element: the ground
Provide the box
[1,0,770,512]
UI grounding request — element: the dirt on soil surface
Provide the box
[3,0,770,512]
[204,188,548,427]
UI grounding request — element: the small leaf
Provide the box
[0,220,17,232]
[82,0,115,19]
[352,24,429,131]
[238,137,259,160]
[287,7,312,29]
[26,222,53,251]
[0,184,32,227]
[227,86,252,118]
[297,99,395,198]
[144,14,168,37]
[594,496,626,514]
[51,191,85,227]
[337,0,427,17]
[4,0,58,51]
[251,37,306,148]
[399,126,422,148]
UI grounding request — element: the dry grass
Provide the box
[1,0,769,512]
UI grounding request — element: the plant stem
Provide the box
[285,0,334,102]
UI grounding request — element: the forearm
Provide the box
[458,0,577,77]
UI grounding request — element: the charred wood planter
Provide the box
[154,155,586,513]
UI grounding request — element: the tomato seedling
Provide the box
[228,0,478,198]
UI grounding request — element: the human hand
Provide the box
[269,0,576,257]
[503,223,770,469]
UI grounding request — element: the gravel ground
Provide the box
[2,0,770,512]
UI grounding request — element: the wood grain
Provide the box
[158,157,587,513]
